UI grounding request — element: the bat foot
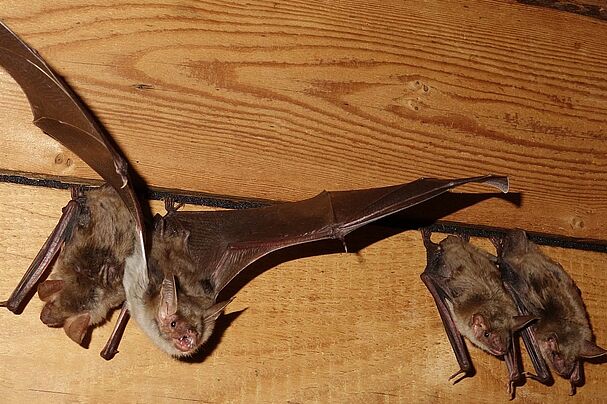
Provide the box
[448,368,469,384]
[507,380,516,400]
[0,300,7,307]
[164,197,184,213]
[100,347,119,361]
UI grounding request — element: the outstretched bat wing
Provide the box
[0,21,143,233]
[166,175,508,297]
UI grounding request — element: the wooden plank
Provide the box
[516,0,607,21]
[0,183,605,402]
[0,0,606,241]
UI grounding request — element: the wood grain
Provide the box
[0,182,605,402]
[0,0,605,240]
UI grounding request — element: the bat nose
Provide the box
[489,335,507,356]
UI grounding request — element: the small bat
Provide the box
[0,21,146,356]
[420,230,535,398]
[494,229,607,395]
[124,175,510,358]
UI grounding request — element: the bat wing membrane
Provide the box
[169,175,508,296]
[0,22,144,233]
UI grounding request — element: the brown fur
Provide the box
[146,216,215,356]
[500,230,597,377]
[40,186,135,331]
[433,235,519,354]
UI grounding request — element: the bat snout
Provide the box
[173,329,199,352]
[488,335,508,356]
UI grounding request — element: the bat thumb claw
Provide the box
[448,369,468,384]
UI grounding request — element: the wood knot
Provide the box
[570,216,585,230]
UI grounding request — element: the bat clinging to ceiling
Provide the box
[0,21,512,362]
[0,21,146,356]
[125,175,510,358]
[420,230,535,398]
[494,229,607,395]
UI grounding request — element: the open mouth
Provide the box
[174,335,196,352]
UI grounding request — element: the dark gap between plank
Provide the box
[1,173,605,253]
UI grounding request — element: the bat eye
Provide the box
[483,331,490,338]
[170,321,176,328]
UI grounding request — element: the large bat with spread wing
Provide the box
[127,175,509,357]
[0,21,510,362]
[0,21,146,358]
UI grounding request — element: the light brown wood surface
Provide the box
[0,1,606,402]
[0,183,606,402]
[0,0,606,240]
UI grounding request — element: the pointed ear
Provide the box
[158,275,178,322]
[579,340,607,359]
[63,312,91,345]
[512,315,538,332]
[37,279,64,302]
[203,298,234,324]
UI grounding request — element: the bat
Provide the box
[124,175,510,358]
[0,21,512,363]
[420,230,535,398]
[494,229,607,395]
[0,21,146,356]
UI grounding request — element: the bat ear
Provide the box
[158,275,178,321]
[471,313,486,328]
[63,312,91,345]
[203,298,234,324]
[153,214,165,235]
[579,340,607,359]
[511,315,538,332]
[37,279,64,302]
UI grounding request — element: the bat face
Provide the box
[156,276,205,355]
[470,313,509,356]
[37,186,133,344]
[157,312,200,353]
[538,331,576,377]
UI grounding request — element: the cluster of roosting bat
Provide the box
[0,21,604,399]
[422,229,606,397]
